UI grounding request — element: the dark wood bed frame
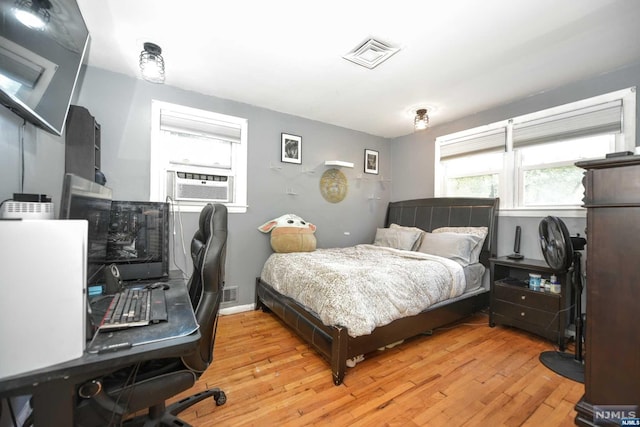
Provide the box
[255,197,499,385]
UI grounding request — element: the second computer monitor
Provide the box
[59,173,113,285]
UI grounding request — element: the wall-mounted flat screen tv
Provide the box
[0,0,89,135]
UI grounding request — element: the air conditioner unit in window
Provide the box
[169,170,233,203]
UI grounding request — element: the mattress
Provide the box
[463,262,486,292]
[260,244,471,337]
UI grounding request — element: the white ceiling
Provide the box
[76,0,640,139]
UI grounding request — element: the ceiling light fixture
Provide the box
[414,109,429,131]
[13,0,51,30]
[139,42,165,84]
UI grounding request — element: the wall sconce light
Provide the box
[139,42,165,84]
[13,0,51,30]
[414,108,429,131]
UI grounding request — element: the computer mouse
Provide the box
[145,283,169,290]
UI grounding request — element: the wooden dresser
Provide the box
[574,155,640,426]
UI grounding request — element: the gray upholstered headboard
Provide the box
[385,197,500,267]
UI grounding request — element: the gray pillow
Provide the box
[432,226,488,263]
[417,232,484,266]
[373,227,422,251]
[389,223,425,251]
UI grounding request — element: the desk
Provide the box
[0,280,200,427]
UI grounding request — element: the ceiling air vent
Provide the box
[343,38,400,69]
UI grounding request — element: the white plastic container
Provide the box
[550,274,561,294]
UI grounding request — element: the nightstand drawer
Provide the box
[492,300,560,330]
[494,283,560,312]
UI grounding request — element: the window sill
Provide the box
[499,207,586,218]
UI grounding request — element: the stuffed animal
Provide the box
[258,214,317,253]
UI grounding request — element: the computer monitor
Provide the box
[60,173,113,284]
[105,201,169,281]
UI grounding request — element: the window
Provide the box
[517,135,613,207]
[436,88,636,214]
[441,151,502,198]
[437,127,506,199]
[150,101,248,213]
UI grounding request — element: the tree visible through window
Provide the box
[522,166,585,206]
[446,174,499,198]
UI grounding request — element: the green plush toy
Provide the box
[258,214,316,253]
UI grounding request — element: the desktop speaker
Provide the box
[507,225,525,259]
[104,264,123,294]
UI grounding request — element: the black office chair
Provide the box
[74,203,228,426]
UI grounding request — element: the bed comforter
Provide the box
[260,244,466,337]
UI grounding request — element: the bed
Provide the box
[255,197,499,385]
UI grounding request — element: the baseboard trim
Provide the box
[220,303,255,315]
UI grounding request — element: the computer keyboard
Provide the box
[98,286,168,332]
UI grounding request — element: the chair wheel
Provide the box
[215,391,227,406]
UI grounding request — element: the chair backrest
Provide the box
[182,203,227,373]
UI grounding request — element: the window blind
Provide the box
[164,133,232,169]
[160,110,241,143]
[513,100,622,148]
[0,47,43,89]
[439,128,506,160]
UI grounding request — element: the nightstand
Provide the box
[489,256,571,350]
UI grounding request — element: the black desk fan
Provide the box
[538,216,586,383]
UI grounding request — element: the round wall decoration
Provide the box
[320,168,348,203]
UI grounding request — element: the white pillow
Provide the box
[389,223,425,251]
[417,232,484,266]
[373,228,422,251]
[433,226,488,263]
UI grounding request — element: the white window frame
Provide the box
[436,87,636,217]
[438,154,503,199]
[150,100,248,213]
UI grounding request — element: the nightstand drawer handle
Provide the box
[521,295,526,300]
[521,312,526,317]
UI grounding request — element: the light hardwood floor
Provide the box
[171,309,583,426]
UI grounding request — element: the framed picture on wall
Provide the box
[364,149,379,174]
[281,133,302,164]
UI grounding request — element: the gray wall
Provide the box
[0,66,391,309]
[0,107,67,205]
[3,62,639,307]
[390,61,640,261]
